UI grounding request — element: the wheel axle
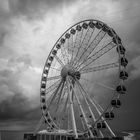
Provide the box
[61,65,81,80]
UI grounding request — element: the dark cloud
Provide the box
[0,94,29,120]
[0,68,40,122]
[0,0,140,132]
[0,0,77,46]
[0,29,7,44]
[8,0,77,19]
[0,97,41,122]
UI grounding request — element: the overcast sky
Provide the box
[0,0,140,132]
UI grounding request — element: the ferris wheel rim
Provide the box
[39,19,128,137]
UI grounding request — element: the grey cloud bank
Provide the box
[0,0,140,131]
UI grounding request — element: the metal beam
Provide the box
[66,77,78,138]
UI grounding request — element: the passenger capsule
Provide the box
[111,29,116,35]
[44,69,49,74]
[41,91,45,96]
[47,119,51,123]
[41,98,45,103]
[113,37,117,44]
[111,99,121,108]
[41,83,46,89]
[70,28,76,35]
[45,113,48,117]
[102,122,106,128]
[48,56,54,61]
[42,105,47,110]
[116,85,126,94]
[95,21,102,29]
[102,24,109,32]
[75,71,81,80]
[117,45,126,55]
[42,76,47,82]
[46,62,51,68]
[89,115,92,118]
[89,21,95,28]
[97,122,101,129]
[76,25,82,31]
[92,129,98,136]
[62,117,65,120]
[82,22,88,29]
[117,36,121,44]
[52,50,57,55]
[56,44,61,49]
[113,36,121,44]
[61,38,65,44]
[108,29,114,37]
[97,122,106,129]
[121,57,128,67]
[104,112,114,120]
[119,71,128,80]
[65,33,70,39]
[52,125,55,128]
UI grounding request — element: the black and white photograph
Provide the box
[0,0,140,140]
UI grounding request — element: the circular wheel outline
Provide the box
[40,19,128,136]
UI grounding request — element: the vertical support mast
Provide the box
[67,77,94,138]
[66,77,78,138]
[77,83,96,122]
[71,82,94,138]
[76,80,115,137]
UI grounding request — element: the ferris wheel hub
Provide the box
[61,65,80,80]
[39,19,127,138]
[61,65,75,78]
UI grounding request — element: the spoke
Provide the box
[76,80,115,137]
[60,45,67,64]
[79,41,116,71]
[75,81,96,122]
[69,78,94,138]
[63,41,70,64]
[72,28,90,67]
[55,81,65,112]
[50,66,61,71]
[60,83,67,103]
[65,42,70,64]
[74,27,96,68]
[47,80,63,110]
[45,79,61,94]
[69,34,74,63]
[67,105,71,130]
[76,80,104,114]
[62,91,69,114]
[66,77,78,138]
[47,75,61,81]
[80,62,119,74]
[55,55,65,66]
[78,80,103,112]
[76,101,86,130]
[75,30,106,69]
[81,77,115,91]
[71,28,84,66]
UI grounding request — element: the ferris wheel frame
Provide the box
[39,19,128,139]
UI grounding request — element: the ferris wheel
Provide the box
[38,19,128,138]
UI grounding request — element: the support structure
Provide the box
[66,78,78,138]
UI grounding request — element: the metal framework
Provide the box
[35,19,128,139]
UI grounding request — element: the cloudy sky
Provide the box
[0,0,140,132]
